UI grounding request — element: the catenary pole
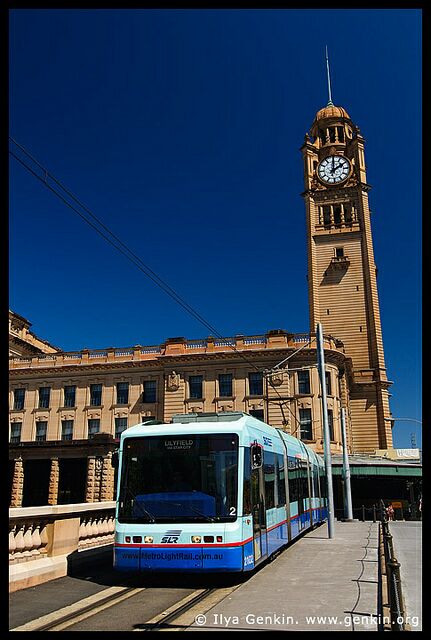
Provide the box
[341,407,354,521]
[316,323,335,538]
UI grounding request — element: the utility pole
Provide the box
[316,323,335,538]
[341,407,354,521]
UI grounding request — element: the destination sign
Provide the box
[164,439,194,450]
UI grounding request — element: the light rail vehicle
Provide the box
[113,412,328,573]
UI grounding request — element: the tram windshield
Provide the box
[118,433,239,523]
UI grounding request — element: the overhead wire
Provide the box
[9,139,238,351]
[9,136,316,433]
[9,138,262,370]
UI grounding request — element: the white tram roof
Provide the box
[120,412,323,464]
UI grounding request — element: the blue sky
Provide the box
[9,9,422,448]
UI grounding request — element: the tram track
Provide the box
[11,581,240,632]
[137,587,216,631]
[136,582,244,632]
[11,584,147,632]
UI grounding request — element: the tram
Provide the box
[113,412,327,573]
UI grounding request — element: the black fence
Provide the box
[335,503,420,523]
[334,505,379,522]
[378,499,406,631]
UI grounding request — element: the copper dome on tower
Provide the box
[315,104,350,121]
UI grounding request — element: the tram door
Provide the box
[250,444,267,563]
[298,460,307,532]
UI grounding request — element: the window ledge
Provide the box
[330,256,350,269]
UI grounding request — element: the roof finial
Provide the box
[325,46,334,107]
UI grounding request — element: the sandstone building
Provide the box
[9,331,352,506]
[9,310,60,358]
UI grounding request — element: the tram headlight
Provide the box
[144,536,154,543]
[191,536,202,543]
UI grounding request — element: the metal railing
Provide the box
[335,502,418,523]
[335,505,379,522]
[379,500,406,631]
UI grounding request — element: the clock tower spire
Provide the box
[325,46,334,107]
[301,103,393,452]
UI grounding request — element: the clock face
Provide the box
[317,155,351,185]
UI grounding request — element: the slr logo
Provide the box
[161,529,182,543]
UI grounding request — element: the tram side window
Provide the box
[288,456,299,503]
[243,447,252,515]
[276,454,286,507]
[299,462,309,499]
[264,450,275,509]
[312,463,320,498]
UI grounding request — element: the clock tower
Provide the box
[301,102,393,452]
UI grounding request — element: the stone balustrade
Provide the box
[9,502,115,592]
[9,332,344,370]
[9,519,49,565]
[78,511,116,550]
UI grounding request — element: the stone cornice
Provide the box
[9,437,117,460]
[9,360,166,377]
[9,345,349,379]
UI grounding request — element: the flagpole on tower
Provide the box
[325,46,334,106]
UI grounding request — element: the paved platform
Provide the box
[389,521,422,631]
[10,521,396,632]
[189,521,381,632]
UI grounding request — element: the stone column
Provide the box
[48,457,59,505]
[94,456,104,502]
[10,457,24,508]
[100,452,116,501]
[86,456,96,503]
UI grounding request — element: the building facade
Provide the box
[9,331,353,507]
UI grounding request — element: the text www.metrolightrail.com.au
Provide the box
[193,613,420,628]
[140,551,223,561]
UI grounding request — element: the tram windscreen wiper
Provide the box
[160,500,216,522]
[183,503,216,522]
[134,503,156,523]
[120,487,156,522]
